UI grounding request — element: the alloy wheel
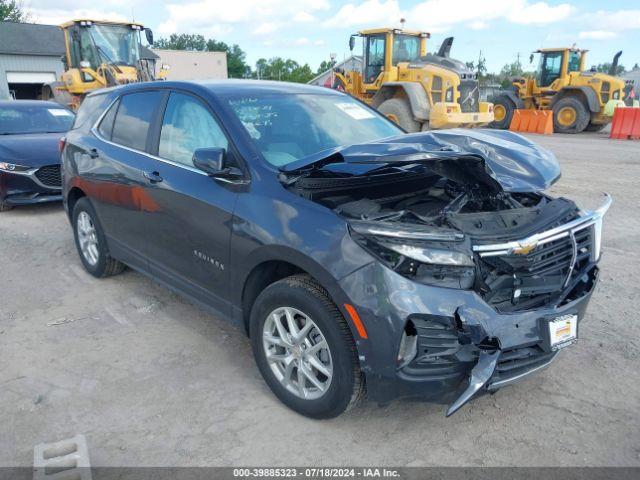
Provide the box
[77,211,99,266]
[262,306,333,400]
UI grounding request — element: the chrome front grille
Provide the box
[34,165,61,188]
[472,195,611,312]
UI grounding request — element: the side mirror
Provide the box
[145,28,154,45]
[193,148,244,181]
[349,35,355,51]
[529,53,534,64]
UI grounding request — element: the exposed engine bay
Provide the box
[287,164,578,240]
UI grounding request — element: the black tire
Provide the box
[552,96,590,134]
[72,197,125,278]
[377,98,421,133]
[489,95,516,129]
[250,274,365,419]
[585,122,607,132]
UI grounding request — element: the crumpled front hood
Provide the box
[0,132,63,168]
[282,129,561,193]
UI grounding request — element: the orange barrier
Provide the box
[509,110,553,135]
[610,107,640,140]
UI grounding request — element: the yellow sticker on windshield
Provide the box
[335,103,375,120]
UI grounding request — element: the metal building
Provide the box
[151,49,228,80]
[0,22,66,100]
[308,55,362,87]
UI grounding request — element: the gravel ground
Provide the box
[1,131,639,467]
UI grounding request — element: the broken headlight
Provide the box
[350,220,475,289]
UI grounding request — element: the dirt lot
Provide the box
[1,131,639,467]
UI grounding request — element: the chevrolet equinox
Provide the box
[62,81,610,418]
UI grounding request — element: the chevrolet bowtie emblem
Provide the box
[510,241,538,255]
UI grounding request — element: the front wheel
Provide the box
[250,274,365,419]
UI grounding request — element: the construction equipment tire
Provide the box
[553,96,590,134]
[489,95,516,130]
[378,98,420,133]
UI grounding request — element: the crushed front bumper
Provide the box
[341,263,597,412]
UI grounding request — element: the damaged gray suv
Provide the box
[62,81,610,419]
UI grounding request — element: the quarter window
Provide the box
[111,91,162,151]
[97,99,118,140]
[567,51,581,73]
[159,92,228,167]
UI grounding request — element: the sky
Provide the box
[24,0,640,73]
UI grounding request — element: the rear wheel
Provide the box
[553,96,590,133]
[377,98,420,133]
[72,197,125,278]
[250,274,364,419]
[489,95,516,129]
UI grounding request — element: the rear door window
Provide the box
[111,91,163,151]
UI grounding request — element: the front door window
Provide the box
[538,52,563,87]
[364,35,385,84]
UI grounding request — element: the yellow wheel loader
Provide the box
[332,28,493,132]
[490,47,627,134]
[42,19,159,110]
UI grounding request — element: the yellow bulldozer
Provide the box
[43,19,160,110]
[331,28,494,132]
[490,47,627,133]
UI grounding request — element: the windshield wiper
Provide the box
[96,45,123,74]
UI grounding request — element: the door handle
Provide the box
[143,170,163,183]
[88,148,99,159]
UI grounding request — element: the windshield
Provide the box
[0,105,75,135]
[88,24,140,66]
[226,94,402,167]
